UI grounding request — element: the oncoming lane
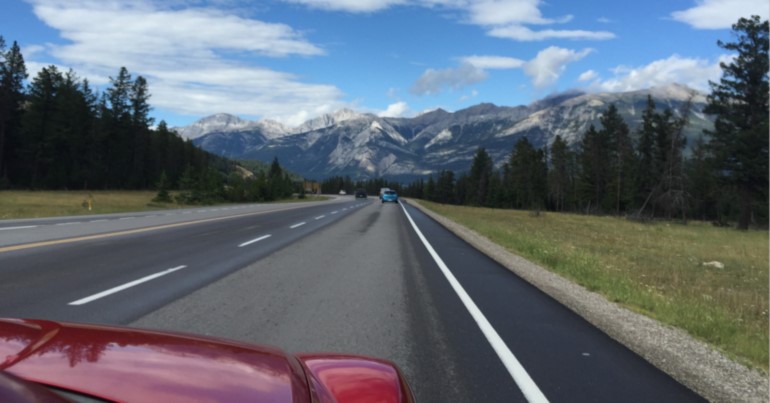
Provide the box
[0,198,372,325]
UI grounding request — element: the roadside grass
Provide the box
[419,201,769,372]
[0,191,330,219]
[0,191,173,219]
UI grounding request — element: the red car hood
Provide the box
[0,319,413,403]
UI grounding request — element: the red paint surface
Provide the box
[0,319,414,403]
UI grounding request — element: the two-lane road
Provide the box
[0,197,705,402]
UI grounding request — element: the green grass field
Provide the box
[419,201,769,371]
[0,191,174,219]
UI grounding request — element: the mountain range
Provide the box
[182,84,713,181]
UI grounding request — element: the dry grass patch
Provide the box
[420,201,768,371]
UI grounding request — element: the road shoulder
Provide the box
[406,199,769,403]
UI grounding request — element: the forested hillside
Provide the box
[0,38,295,204]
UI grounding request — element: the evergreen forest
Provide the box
[0,42,295,204]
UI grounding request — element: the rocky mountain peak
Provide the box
[175,113,254,139]
[191,84,714,181]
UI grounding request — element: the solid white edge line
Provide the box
[238,234,271,247]
[399,203,549,403]
[290,222,306,229]
[68,265,187,306]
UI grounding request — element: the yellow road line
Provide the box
[0,205,304,254]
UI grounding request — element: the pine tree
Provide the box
[507,138,546,210]
[600,104,635,215]
[467,147,493,206]
[19,65,64,187]
[0,39,27,186]
[130,76,153,128]
[578,124,611,213]
[686,136,720,221]
[435,170,455,204]
[655,104,690,220]
[548,135,573,211]
[635,96,658,209]
[106,67,133,186]
[108,67,132,122]
[425,175,436,201]
[704,15,769,229]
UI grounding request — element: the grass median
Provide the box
[418,201,768,372]
[0,190,330,219]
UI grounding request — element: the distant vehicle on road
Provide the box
[0,318,415,403]
[339,189,347,195]
[381,190,399,204]
[379,187,390,198]
[355,189,368,198]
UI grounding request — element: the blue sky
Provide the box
[1,0,767,129]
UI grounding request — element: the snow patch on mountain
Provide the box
[256,119,289,139]
[425,128,453,149]
[176,113,256,139]
[378,153,401,175]
[294,109,365,133]
[648,83,705,102]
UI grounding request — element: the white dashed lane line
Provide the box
[315,215,326,220]
[239,234,272,248]
[68,265,188,306]
[290,222,306,229]
[0,225,38,231]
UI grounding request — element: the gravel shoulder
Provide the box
[407,199,769,403]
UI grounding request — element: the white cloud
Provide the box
[523,46,593,88]
[410,63,488,95]
[415,46,592,94]
[283,0,407,13]
[460,0,613,41]
[378,101,410,117]
[149,66,345,125]
[488,25,614,41]
[461,55,524,69]
[671,0,769,29]
[578,70,597,82]
[284,0,615,42]
[592,54,728,93]
[459,89,479,101]
[24,0,343,125]
[465,0,561,26]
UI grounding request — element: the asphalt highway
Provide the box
[0,197,705,402]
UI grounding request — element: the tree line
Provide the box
[401,17,768,230]
[0,37,296,204]
[319,176,404,196]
